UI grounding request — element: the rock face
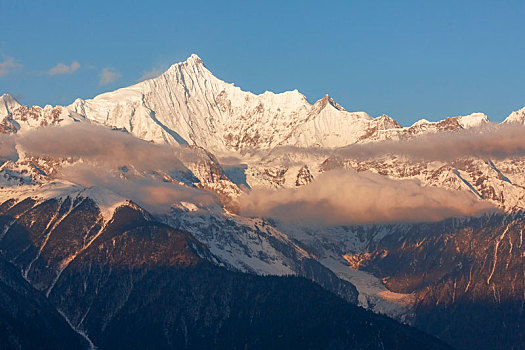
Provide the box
[279,211,525,350]
[0,94,84,134]
[0,191,449,350]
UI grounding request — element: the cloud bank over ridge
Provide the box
[10,124,217,213]
[256,124,525,169]
[239,169,496,226]
[3,122,522,223]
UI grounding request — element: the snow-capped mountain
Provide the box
[62,55,486,153]
[504,106,525,125]
[0,55,506,152]
[0,54,504,158]
[2,53,525,349]
[65,54,369,151]
[1,54,513,211]
[0,94,84,134]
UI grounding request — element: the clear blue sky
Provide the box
[1,0,524,125]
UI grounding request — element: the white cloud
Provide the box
[336,123,525,161]
[15,123,217,213]
[264,123,525,165]
[240,169,496,226]
[99,67,121,86]
[137,67,164,82]
[48,61,80,75]
[0,57,23,77]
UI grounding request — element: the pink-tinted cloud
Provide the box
[58,164,216,213]
[17,123,186,171]
[339,124,525,161]
[9,122,513,220]
[240,169,496,226]
[15,123,217,213]
[262,124,525,165]
[0,134,17,161]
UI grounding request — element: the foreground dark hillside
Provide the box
[68,264,450,350]
[0,196,449,349]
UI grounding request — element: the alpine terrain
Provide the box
[1,54,525,349]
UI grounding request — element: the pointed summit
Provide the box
[374,114,402,130]
[187,53,203,65]
[174,54,205,70]
[314,94,346,112]
[0,93,21,117]
[1,93,20,106]
[162,54,208,80]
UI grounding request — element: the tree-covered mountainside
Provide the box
[0,256,88,349]
[0,197,449,349]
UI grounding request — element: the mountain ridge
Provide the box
[2,54,517,153]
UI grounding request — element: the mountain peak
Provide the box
[410,113,489,130]
[187,53,203,65]
[374,114,402,129]
[503,106,525,125]
[0,93,21,117]
[161,54,207,79]
[314,94,346,112]
[1,93,19,105]
[411,118,431,127]
[456,112,489,129]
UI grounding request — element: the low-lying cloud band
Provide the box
[8,123,217,213]
[1,122,518,223]
[240,169,497,226]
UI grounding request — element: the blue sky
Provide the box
[1,0,524,125]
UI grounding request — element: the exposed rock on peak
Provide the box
[295,164,314,186]
[187,53,203,64]
[314,94,346,112]
[374,114,402,130]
